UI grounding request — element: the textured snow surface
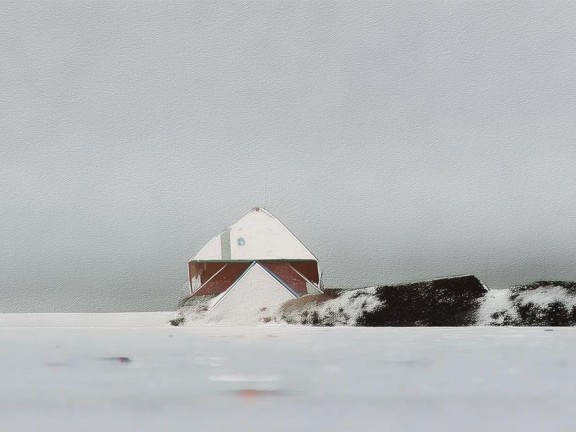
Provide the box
[0,312,175,327]
[477,285,576,325]
[319,287,382,323]
[1,315,575,431]
[191,208,317,261]
[476,289,514,325]
[519,286,576,307]
[280,287,382,325]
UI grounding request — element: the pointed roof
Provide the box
[191,208,317,262]
[206,262,298,324]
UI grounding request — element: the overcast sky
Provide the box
[1,1,575,312]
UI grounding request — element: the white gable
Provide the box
[206,263,297,324]
[191,208,317,262]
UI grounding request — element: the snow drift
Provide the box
[478,281,576,326]
[278,288,381,326]
[176,278,576,327]
[277,279,576,327]
[277,275,487,326]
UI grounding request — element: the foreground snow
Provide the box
[0,312,175,327]
[0,314,575,431]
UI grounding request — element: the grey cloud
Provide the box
[1,1,575,311]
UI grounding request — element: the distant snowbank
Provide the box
[278,288,381,326]
[0,312,175,328]
[475,288,514,325]
[479,281,576,326]
[4,280,576,329]
[277,275,487,326]
[276,279,576,327]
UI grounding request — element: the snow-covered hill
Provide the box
[177,279,576,327]
[478,281,576,326]
[278,288,381,326]
[277,279,576,327]
[277,275,487,326]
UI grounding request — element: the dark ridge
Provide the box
[321,288,345,296]
[357,275,487,327]
[512,281,576,294]
[491,280,576,326]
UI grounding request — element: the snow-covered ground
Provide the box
[279,287,382,325]
[0,313,575,431]
[0,312,175,327]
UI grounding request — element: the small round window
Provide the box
[237,237,246,246]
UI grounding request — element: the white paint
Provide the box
[191,208,317,262]
[206,263,297,325]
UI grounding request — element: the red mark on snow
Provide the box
[237,389,268,398]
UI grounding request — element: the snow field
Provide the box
[0,317,575,431]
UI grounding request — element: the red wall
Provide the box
[261,262,308,294]
[287,260,319,284]
[189,259,320,297]
[193,262,250,296]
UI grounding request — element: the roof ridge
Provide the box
[257,262,300,298]
[190,208,318,262]
[209,262,298,310]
